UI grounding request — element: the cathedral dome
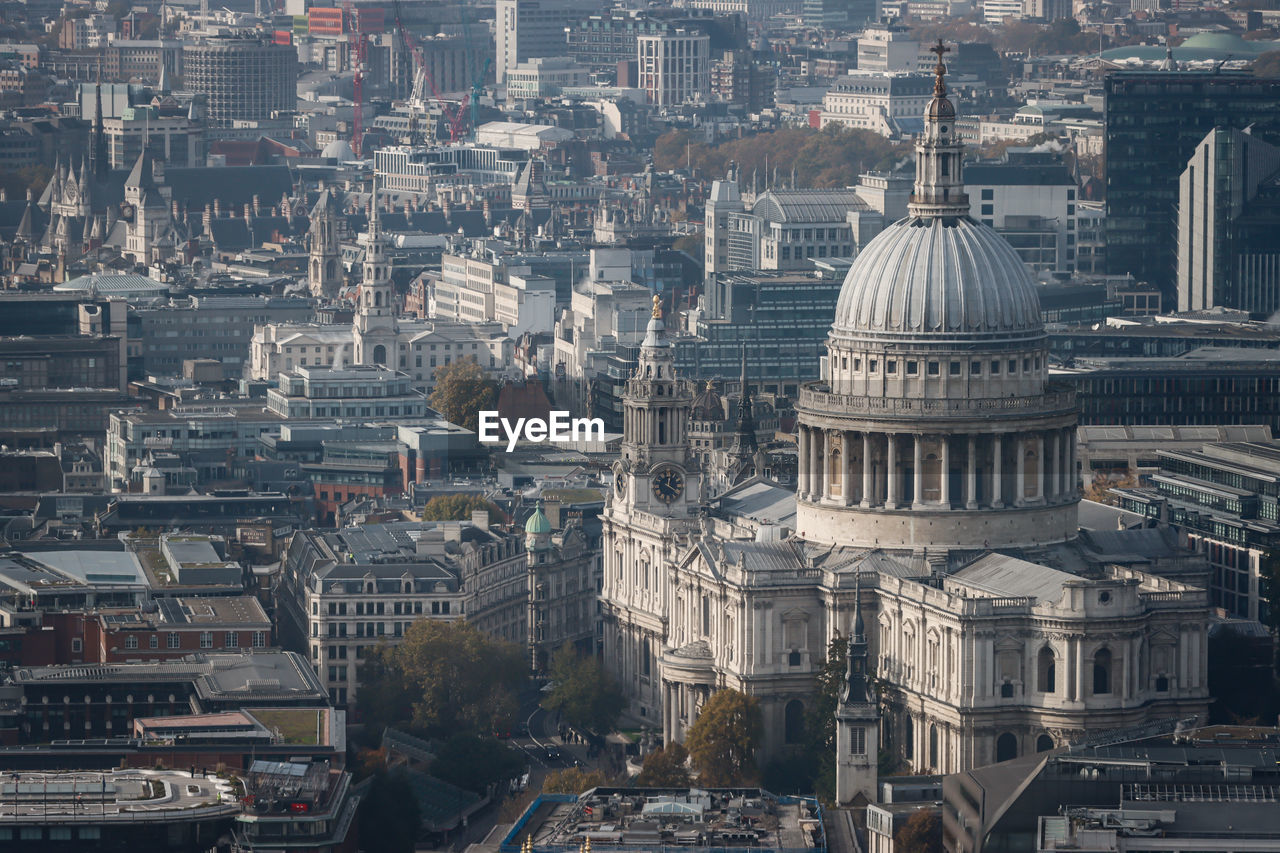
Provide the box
[691,382,724,421]
[830,216,1042,342]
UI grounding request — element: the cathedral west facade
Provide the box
[600,47,1211,790]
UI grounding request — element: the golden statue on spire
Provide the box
[651,293,663,320]
[930,39,949,97]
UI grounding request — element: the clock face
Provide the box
[652,467,685,504]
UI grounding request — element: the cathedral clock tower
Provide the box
[613,294,701,514]
[601,294,701,722]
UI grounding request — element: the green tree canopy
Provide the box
[430,733,527,795]
[357,620,526,738]
[636,742,691,788]
[543,644,625,734]
[543,767,611,794]
[420,494,501,521]
[429,356,496,432]
[685,689,763,787]
[894,808,943,853]
[357,768,422,853]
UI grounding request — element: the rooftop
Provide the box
[504,789,825,852]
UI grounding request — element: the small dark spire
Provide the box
[730,342,758,456]
[841,575,872,706]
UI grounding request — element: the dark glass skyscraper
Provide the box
[1104,71,1280,298]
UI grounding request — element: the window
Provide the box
[949,362,961,376]
[981,188,994,200]
[784,700,805,744]
[1155,675,1169,692]
[981,204,993,216]
[1036,734,1054,753]
[1038,646,1056,693]
[789,650,802,666]
[971,361,982,375]
[200,632,213,649]
[168,633,180,649]
[848,726,866,755]
[225,632,237,648]
[149,634,159,649]
[996,732,1018,762]
[125,635,139,650]
[72,638,82,653]
[886,360,897,375]
[1092,648,1112,695]
[1008,359,1017,373]
[927,361,940,376]
[906,360,918,375]
[869,359,878,373]
[1000,681,1013,698]
[991,360,1000,375]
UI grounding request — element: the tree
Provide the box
[685,689,763,787]
[543,767,611,794]
[356,620,526,738]
[894,809,943,853]
[357,768,422,853]
[429,356,496,432]
[421,494,500,521]
[543,644,625,735]
[430,733,527,795]
[636,742,691,787]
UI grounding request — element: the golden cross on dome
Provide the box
[930,39,950,97]
[652,293,663,320]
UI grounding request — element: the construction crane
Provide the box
[393,0,473,143]
[344,0,366,156]
[456,0,489,141]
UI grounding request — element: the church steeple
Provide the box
[841,577,872,706]
[835,575,880,805]
[729,342,758,457]
[908,40,969,221]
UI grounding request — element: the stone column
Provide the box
[886,433,899,508]
[966,434,977,509]
[1034,433,1045,502]
[1047,431,1058,501]
[810,428,823,501]
[991,434,1003,508]
[1015,435,1025,506]
[844,432,856,507]
[861,432,873,508]
[797,426,809,498]
[940,435,951,508]
[912,434,923,508]
[1067,428,1077,497]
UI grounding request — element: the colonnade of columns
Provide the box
[795,425,1076,510]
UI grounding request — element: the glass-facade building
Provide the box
[1104,71,1280,299]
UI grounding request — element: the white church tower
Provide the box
[836,580,880,805]
[352,177,397,366]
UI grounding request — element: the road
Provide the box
[439,691,610,852]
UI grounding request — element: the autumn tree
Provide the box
[685,689,763,786]
[543,644,625,735]
[357,620,526,738]
[1255,51,1280,77]
[421,494,500,521]
[543,767,611,794]
[894,809,943,853]
[429,356,496,432]
[636,742,691,787]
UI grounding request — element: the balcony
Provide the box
[797,382,1077,421]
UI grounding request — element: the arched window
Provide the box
[1036,734,1054,753]
[373,344,387,365]
[374,291,382,307]
[996,732,1017,763]
[1000,681,1013,698]
[1038,646,1056,694]
[904,715,914,759]
[784,700,804,745]
[641,638,651,678]
[928,724,939,769]
[828,446,843,497]
[1093,648,1112,695]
